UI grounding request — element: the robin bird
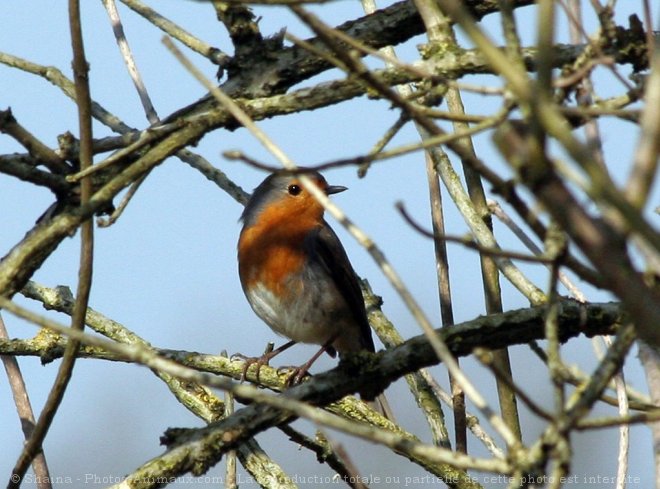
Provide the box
[237,170,393,419]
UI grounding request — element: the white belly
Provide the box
[245,281,346,346]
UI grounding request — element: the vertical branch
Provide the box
[625,32,660,209]
[224,391,238,489]
[345,0,452,448]
[535,0,555,96]
[359,0,460,450]
[639,342,660,488]
[424,152,466,452]
[67,0,95,354]
[7,0,95,486]
[414,0,521,443]
[609,348,630,489]
[550,11,632,482]
[498,0,524,65]
[544,227,565,411]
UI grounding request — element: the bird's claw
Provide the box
[231,353,270,383]
[277,365,311,386]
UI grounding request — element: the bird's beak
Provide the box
[326,185,347,195]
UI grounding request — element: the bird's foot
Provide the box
[276,365,311,386]
[280,339,337,386]
[232,340,297,383]
[231,353,270,383]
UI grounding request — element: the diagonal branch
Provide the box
[165,0,535,116]
[0,109,71,174]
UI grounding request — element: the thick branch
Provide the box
[0,300,620,366]
[105,300,620,487]
[165,0,534,118]
[0,298,620,487]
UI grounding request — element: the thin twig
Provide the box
[562,0,608,176]
[0,51,133,134]
[118,0,229,65]
[423,150,467,452]
[639,342,660,488]
[224,104,510,175]
[474,348,554,422]
[97,172,149,227]
[420,371,504,458]
[285,27,438,86]
[488,200,588,301]
[398,202,553,264]
[102,0,159,124]
[66,123,180,183]
[625,36,660,210]
[0,109,71,174]
[278,426,365,489]
[224,389,238,489]
[359,113,409,177]
[325,438,370,489]
[0,314,53,489]
[563,324,637,428]
[100,0,160,226]
[362,281,451,448]
[601,333,631,489]
[577,410,660,429]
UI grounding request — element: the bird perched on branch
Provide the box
[237,170,393,419]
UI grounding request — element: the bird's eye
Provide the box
[288,184,302,196]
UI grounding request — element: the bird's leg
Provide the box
[284,335,338,386]
[233,340,297,382]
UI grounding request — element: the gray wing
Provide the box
[308,222,376,353]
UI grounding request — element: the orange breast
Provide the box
[238,199,320,297]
